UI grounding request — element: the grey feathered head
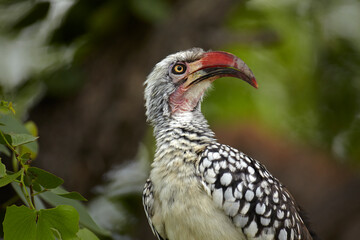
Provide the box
[144,48,257,125]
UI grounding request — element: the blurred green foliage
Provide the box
[0,0,359,238]
[0,0,358,151]
[0,0,171,118]
[49,0,170,46]
[0,0,359,164]
[203,0,360,164]
[0,103,109,239]
[11,1,50,31]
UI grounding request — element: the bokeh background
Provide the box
[1,0,360,239]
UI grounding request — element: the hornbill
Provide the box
[143,48,315,240]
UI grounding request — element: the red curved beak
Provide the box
[184,51,258,89]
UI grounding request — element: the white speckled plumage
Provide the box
[142,48,314,240]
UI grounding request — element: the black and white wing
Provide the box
[198,143,313,240]
[143,179,167,240]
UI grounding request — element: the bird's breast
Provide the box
[150,155,245,240]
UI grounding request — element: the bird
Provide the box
[142,48,315,240]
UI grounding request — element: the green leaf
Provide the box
[32,181,42,192]
[0,159,6,177]
[0,131,12,146]
[7,133,39,147]
[0,113,38,156]
[0,169,23,187]
[8,102,15,115]
[23,173,32,187]
[27,167,64,189]
[0,101,15,114]
[3,205,79,240]
[24,121,38,137]
[19,144,38,160]
[11,182,46,209]
[57,192,87,201]
[77,228,99,240]
[50,228,62,239]
[36,205,79,240]
[19,152,32,165]
[0,144,11,156]
[40,189,110,236]
[3,205,37,240]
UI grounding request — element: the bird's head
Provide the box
[144,48,257,125]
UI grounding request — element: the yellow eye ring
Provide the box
[172,64,186,74]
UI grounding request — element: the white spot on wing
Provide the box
[264,209,272,217]
[234,215,248,228]
[248,183,255,190]
[234,187,243,199]
[213,162,220,171]
[219,160,227,169]
[277,210,285,219]
[229,164,236,172]
[273,190,279,203]
[224,200,240,217]
[205,174,216,184]
[248,174,257,183]
[285,219,291,228]
[213,152,221,160]
[228,156,236,164]
[245,190,254,202]
[260,217,271,226]
[224,187,235,201]
[207,168,216,178]
[256,187,263,198]
[237,182,244,193]
[220,173,232,186]
[279,229,287,240]
[255,203,266,215]
[244,156,252,163]
[248,166,255,174]
[213,188,223,208]
[262,227,275,238]
[240,202,250,214]
[202,158,211,168]
[208,152,214,161]
[240,160,248,169]
[244,220,258,237]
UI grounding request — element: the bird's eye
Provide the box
[172,64,186,74]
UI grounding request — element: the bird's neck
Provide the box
[150,112,215,186]
[153,111,216,164]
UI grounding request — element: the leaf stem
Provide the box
[0,131,17,154]
[20,172,35,209]
[32,189,48,196]
[30,185,36,209]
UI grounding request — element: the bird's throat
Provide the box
[169,86,200,114]
[169,81,211,114]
